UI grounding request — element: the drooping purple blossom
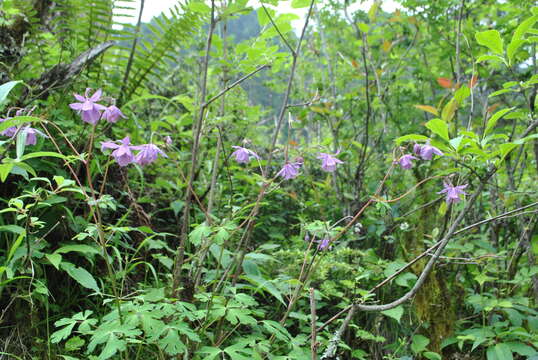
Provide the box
[0,117,17,137]
[416,142,443,160]
[165,136,173,146]
[438,182,468,204]
[133,143,168,166]
[317,237,331,251]
[317,152,344,172]
[69,88,107,125]
[231,146,259,164]
[102,105,126,123]
[277,162,301,180]
[21,126,46,145]
[0,116,44,145]
[398,154,417,170]
[101,136,136,167]
[413,143,422,156]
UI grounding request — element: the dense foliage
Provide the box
[0,0,537,359]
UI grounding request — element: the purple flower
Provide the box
[101,136,136,167]
[413,143,422,156]
[317,152,344,172]
[417,142,443,160]
[0,118,44,145]
[438,182,468,204]
[0,117,17,137]
[231,146,259,164]
[69,88,107,125]
[277,162,301,180]
[165,136,173,146]
[317,237,331,251]
[102,105,126,123]
[21,126,46,145]
[133,143,168,166]
[398,154,417,170]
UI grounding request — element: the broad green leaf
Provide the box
[0,225,25,234]
[493,343,514,360]
[411,334,430,354]
[381,306,404,323]
[60,262,100,293]
[46,253,62,270]
[425,118,449,141]
[485,107,514,136]
[476,54,506,64]
[0,163,14,182]
[0,81,23,110]
[505,341,537,356]
[476,30,504,55]
[291,0,310,8]
[424,352,442,360]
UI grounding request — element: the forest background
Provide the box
[0,0,537,359]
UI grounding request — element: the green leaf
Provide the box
[395,134,429,145]
[441,98,458,122]
[0,225,26,234]
[60,262,100,293]
[291,0,310,8]
[54,244,100,256]
[189,223,211,246]
[493,343,514,360]
[424,351,442,360]
[411,334,430,354]
[425,119,449,141]
[454,85,471,104]
[476,54,506,64]
[188,2,211,13]
[485,107,514,136]
[505,341,537,356]
[0,81,23,110]
[21,151,68,161]
[0,116,41,134]
[16,129,27,160]
[476,30,504,55]
[0,163,14,182]
[46,253,62,270]
[196,346,223,360]
[381,306,404,323]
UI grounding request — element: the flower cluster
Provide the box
[231,145,344,180]
[101,136,167,167]
[69,88,125,125]
[397,141,443,170]
[0,109,46,145]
